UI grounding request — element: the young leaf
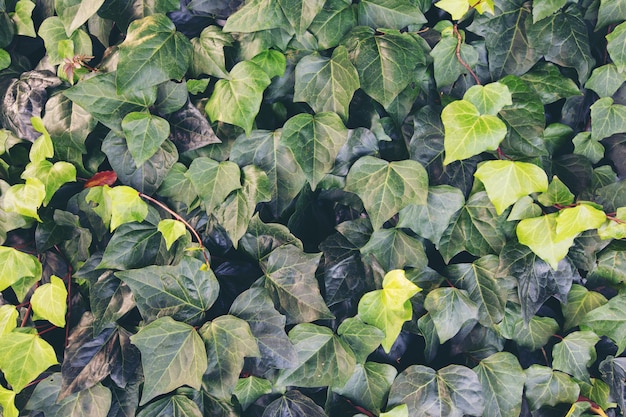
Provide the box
[21,160,76,206]
[0,385,17,417]
[345,156,428,230]
[537,176,575,207]
[116,14,192,93]
[31,275,67,327]
[474,160,548,215]
[474,352,525,417]
[130,316,207,406]
[464,82,512,115]
[516,213,577,270]
[358,270,422,352]
[275,323,356,388]
[0,305,17,336]
[107,186,148,231]
[553,331,599,383]
[590,97,626,142]
[524,365,579,410]
[234,376,273,411]
[424,287,479,343]
[333,362,397,415]
[0,246,41,294]
[0,332,58,393]
[0,48,9,70]
[555,204,606,240]
[121,112,170,166]
[581,294,626,354]
[205,61,271,134]
[29,117,53,162]
[442,99,507,164]
[157,219,186,250]
[3,177,46,221]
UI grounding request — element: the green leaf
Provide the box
[553,331,599,382]
[474,352,525,417]
[3,178,46,221]
[345,156,428,230]
[309,0,357,49]
[157,219,186,250]
[357,0,427,29]
[29,117,54,162]
[186,157,241,214]
[597,0,626,28]
[581,294,626,354]
[11,0,35,37]
[0,332,58,392]
[442,99,507,164]
[0,385,17,417]
[0,245,41,294]
[516,213,576,270]
[607,22,626,73]
[590,97,626,142]
[263,245,333,324]
[250,49,286,79]
[0,305,17,336]
[56,0,106,36]
[206,61,271,134]
[573,132,605,164]
[0,48,9,71]
[519,62,581,105]
[31,275,67,327]
[507,196,542,221]
[524,365,579,410]
[116,14,192,93]
[585,64,626,98]
[430,30,479,89]
[281,112,348,190]
[475,160,548,215]
[435,0,473,20]
[464,82,513,115]
[276,323,356,388]
[137,394,202,417]
[537,176,575,207]
[130,316,207,405]
[562,284,608,331]
[555,204,606,240]
[337,317,384,364]
[424,287,479,343]
[234,376,273,411]
[293,46,359,120]
[199,315,260,399]
[86,185,149,231]
[360,227,428,271]
[277,0,325,35]
[121,112,170,166]
[222,0,290,33]
[38,16,91,65]
[333,362,397,414]
[532,0,568,21]
[190,26,233,79]
[262,390,327,417]
[358,270,422,352]
[116,256,219,325]
[22,160,76,206]
[53,383,112,417]
[388,364,484,416]
[342,26,426,108]
[381,404,409,417]
[599,356,626,413]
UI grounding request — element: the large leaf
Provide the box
[263,244,333,324]
[345,156,428,230]
[553,330,599,383]
[388,364,484,417]
[519,62,582,105]
[590,97,626,142]
[116,14,192,93]
[56,0,106,36]
[190,25,233,79]
[0,332,58,393]
[308,0,357,49]
[186,156,241,214]
[276,323,356,388]
[30,275,67,327]
[342,26,426,108]
[222,0,290,33]
[0,246,41,294]
[581,294,626,354]
[199,315,260,399]
[524,365,579,410]
[516,213,576,270]
[333,362,397,415]
[293,46,359,120]
[130,316,207,405]
[424,287,479,343]
[38,16,92,65]
[561,284,608,331]
[474,352,525,417]
[360,227,428,271]
[115,256,219,325]
[281,112,348,190]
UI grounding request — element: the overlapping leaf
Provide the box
[581,294,626,354]
[357,0,426,29]
[0,332,58,393]
[474,352,525,417]
[333,362,397,415]
[524,365,579,410]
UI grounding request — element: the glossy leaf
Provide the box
[581,294,626,354]
[30,275,67,327]
[524,365,579,410]
[53,383,112,417]
[599,356,626,413]
[0,246,41,294]
[360,227,428,271]
[86,185,149,231]
[337,317,384,364]
[222,0,289,33]
[516,213,576,270]
[38,16,92,65]
[190,25,233,78]
[137,395,202,417]
[56,0,106,36]
[430,30,479,89]
[474,352,525,417]
[0,332,58,393]
[333,362,397,414]
[345,156,428,230]
[186,157,241,214]
[553,331,599,382]
[424,287,479,343]
[590,97,626,142]
[262,390,326,417]
[555,204,606,239]
[121,112,170,166]
[464,82,512,115]
[130,316,207,405]
[561,284,608,331]
[607,21,626,73]
[309,0,357,49]
[358,0,426,29]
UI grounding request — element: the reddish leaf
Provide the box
[84,171,117,188]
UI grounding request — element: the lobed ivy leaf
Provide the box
[190,26,233,79]
[277,0,325,35]
[581,294,626,354]
[333,362,397,415]
[464,82,512,115]
[97,221,170,270]
[599,356,626,413]
[537,176,574,207]
[262,390,327,417]
[519,61,581,105]
[121,112,170,166]
[136,395,202,417]
[186,157,241,214]
[38,16,92,65]
[572,132,605,164]
[116,14,192,94]
[234,376,272,411]
[0,385,17,417]
[308,0,357,49]
[130,316,207,405]
[430,30,479,89]
[590,97,626,142]
[337,317,384,364]
[157,219,186,250]
[585,64,626,98]
[524,365,579,410]
[553,330,599,383]
[516,213,576,270]
[424,287,479,343]
[22,160,76,206]
[53,383,112,417]
[607,22,626,73]
[555,203,606,240]
[475,160,548,215]
[12,0,35,37]
[30,275,67,327]
[597,0,626,29]
[86,185,149,232]
[2,177,46,221]
[56,0,106,36]
[360,227,428,271]
[345,156,428,230]
[474,352,525,417]
[0,245,41,295]
[597,208,626,241]
[0,331,58,393]
[357,0,427,29]
[561,284,608,331]
[222,0,289,33]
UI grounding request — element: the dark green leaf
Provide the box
[186,156,241,213]
[553,331,599,383]
[474,352,525,417]
[262,390,326,417]
[97,221,167,270]
[308,0,357,49]
[561,284,608,331]
[524,365,579,410]
[430,31,479,89]
[121,112,170,166]
[97,0,179,30]
[499,303,559,350]
[424,287,479,343]
[137,395,202,417]
[360,227,428,271]
[337,317,384,364]
[519,62,581,105]
[357,0,426,30]
[167,101,221,153]
[581,294,626,354]
[599,356,626,413]
[333,362,397,414]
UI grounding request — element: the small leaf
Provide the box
[21,160,76,206]
[537,176,575,207]
[84,171,117,188]
[157,219,186,250]
[56,0,106,36]
[581,294,626,354]
[424,287,479,343]
[186,157,241,214]
[516,213,576,270]
[590,97,626,142]
[358,270,421,352]
[607,21,626,73]
[0,246,42,294]
[524,365,579,410]
[234,376,272,411]
[137,395,202,417]
[442,99,507,165]
[474,352,525,417]
[12,0,36,37]
[573,132,605,164]
[250,49,286,79]
[121,112,170,166]
[562,284,608,330]
[0,385,17,417]
[31,275,67,327]
[3,178,46,221]
[130,316,207,405]
[474,160,548,215]
[104,185,148,231]
[555,204,606,240]
[585,64,626,98]
[0,332,58,393]
[435,0,472,20]
[337,317,384,364]
[464,82,512,115]
[598,207,626,240]
[190,25,233,79]
[381,404,409,417]
[553,331,600,382]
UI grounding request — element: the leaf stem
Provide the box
[453,24,481,85]
[139,193,211,268]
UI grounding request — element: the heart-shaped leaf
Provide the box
[607,21,626,73]
[464,82,512,115]
[524,365,579,410]
[424,287,479,343]
[581,294,626,354]
[31,275,67,327]
[121,112,170,166]
[474,352,525,417]
[517,213,577,270]
[0,332,58,393]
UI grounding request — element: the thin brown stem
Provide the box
[139,193,211,268]
[453,24,481,85]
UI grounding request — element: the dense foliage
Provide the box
[1,0,626,415]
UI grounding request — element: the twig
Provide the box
[453,24,481,85]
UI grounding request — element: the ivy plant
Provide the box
[0,0,626,416]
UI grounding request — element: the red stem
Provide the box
[453,24,481,85]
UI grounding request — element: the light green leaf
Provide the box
[309,0,357,49]
[333,362,397,415]
[474,160,548,215]
[464,82,512,115]
[21,160,76,206]
[55,0,106,36]
[0,305,17,336]
[130,316,207,405]
[598,207,626,240]
[345,156,428,230]
[555,204,606,240]
[206,61,271,134]
[157,219,186,250]
[276,323,356,388]
[572,132,605,164]
[553,331,599,382]
[11,0,35,37]
[0,332,58,393]
[96,185,148,231]
[186,157,241,214]
[121,112,170,166]
[31,275,67,327]
[358,270,422,352]
[250,49,286,79]
[585,64,626,98]
[474,352,525,417]
[277,0,325,35]
[281,112,348,190]
[581,294,626,354]
[507,196,542,221]
[532,0,568,22]
[116,14,192,93]
[0,385,17,417]
[442,99,507,165]
[537,176,574,207]
[3,177,46,221]
[293,46,359,120]
[357,0,427,29]
[524,365,579,410]
[222,0,290,33]
[435,0,472,20]
[424,287,479,343]
[337,317,385,364]
[562,284,608,331]
[597,0,626,28]
[591,97,626,142]
[190,26,233,78]
[199,315,260,399]
[607,21,626,73]
[381,404,409,417]
[234,376,273,411]
[0,48,9,71]
[38,16,91,65]
[30,117,53,163]
[516,213,576,270]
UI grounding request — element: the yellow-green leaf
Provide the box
[598,207,626,240]
[158,219,187,250]
[0,246,41,293]
[28,117,53,163]
[0,305,17,336]
[31,275,67,328]
[0,385,18,417]
[3,177,46,221]
[21,160,76,206]
[516,213,576,270]
[463,82,512,115]
[435,0,471,20]
[556,204,606,240]
[86,185,148,231]
[474,160,548,215]
[0,332,58,393]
